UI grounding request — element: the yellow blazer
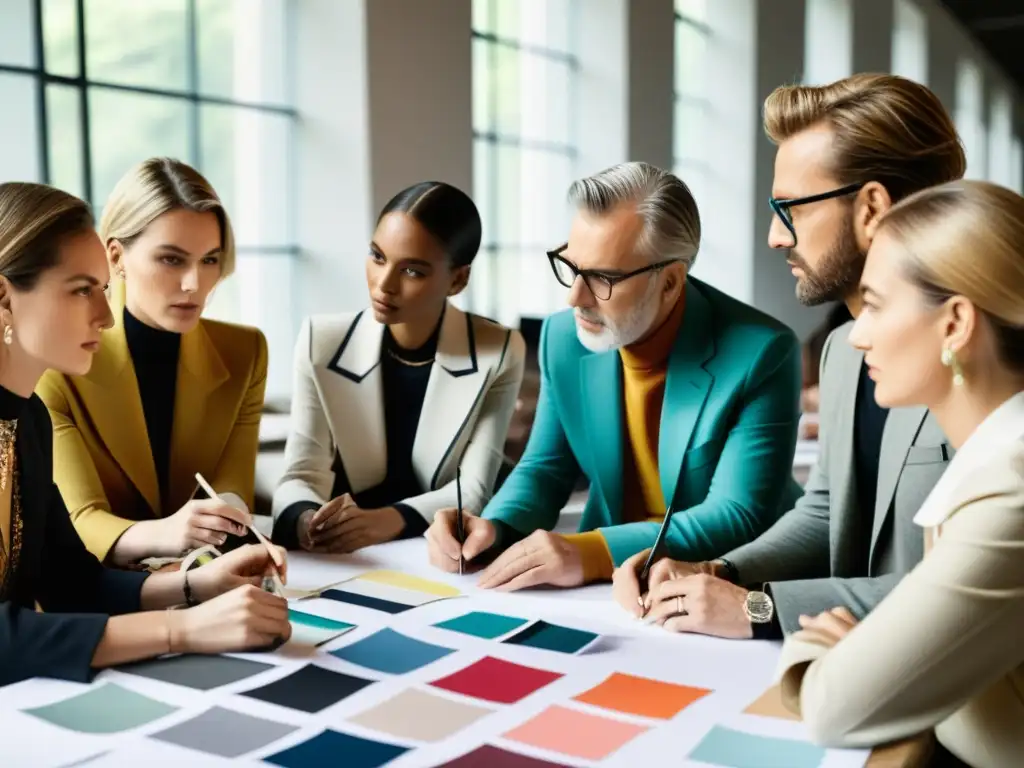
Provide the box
[36,309,268,561]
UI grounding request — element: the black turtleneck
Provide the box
[123,308,180,507]
[273,318,442,548]
[0,383,28,422]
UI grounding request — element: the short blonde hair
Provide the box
[99,158,235,278]
[880,180,1024,371]
[0,182,94,291]
[764,74,966,203]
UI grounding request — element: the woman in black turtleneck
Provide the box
[272,181,525,553]
[37,158,267,566]
[0,181,289,687]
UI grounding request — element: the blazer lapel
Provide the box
[581,352,624,524]
[870,405,928,557]
[659,280,714,508]
[77,315,161,515]
[413,305,491,490]
[315,311,388,492]
[828,343,862,574]
[168,322,231,511]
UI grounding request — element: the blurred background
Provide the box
[1,0,1021,501]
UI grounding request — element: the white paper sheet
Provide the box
[1,540,871,768]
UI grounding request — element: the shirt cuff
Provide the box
[561,531,615,583]
[393,503,428,539]
[752,582,784,640]
[272,500,320,550]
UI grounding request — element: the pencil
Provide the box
[195,472,286,576]
[455,467,465,575]
[637,504,676,615]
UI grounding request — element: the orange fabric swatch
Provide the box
[574,672,711,719]
[743,686,801,721]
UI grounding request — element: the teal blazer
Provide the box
[482,277,804,566]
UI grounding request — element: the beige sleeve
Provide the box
[776,469,1024,748]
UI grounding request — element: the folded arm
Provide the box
[778,485,1024,748]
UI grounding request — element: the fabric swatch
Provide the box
[242,664,374,713]
[355,570,460,597]
[504,704,647,760]
[117,654,275,690]
[502,621,598,654]
[742,686,801,721]
[23,682,177,734]
[438,744,573,767]
[320,588,410,614]
[574,672,711,719]
[688,725,826,768]
[348,688,492,742]
[264,729,408,768]
[330,628,455,674]
[430,656,563,704]
[288,609,356,647]
[151,706,297,757]
[434,611,529,639]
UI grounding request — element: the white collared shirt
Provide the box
[913,391,1024,529]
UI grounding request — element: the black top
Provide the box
[852,361,889,574]
[123,307,180,506]
[0,384,147,686]
[273,321,442,549]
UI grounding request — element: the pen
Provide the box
[455,466,465,575]
[637,504,676,615]
[195,472,286,589]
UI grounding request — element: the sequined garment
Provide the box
[0,457,23,600]
[0,418,15,492]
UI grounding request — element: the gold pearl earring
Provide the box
[941,347,964,387]
[2,325,12,345]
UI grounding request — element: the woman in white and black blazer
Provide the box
[272,182,525,552]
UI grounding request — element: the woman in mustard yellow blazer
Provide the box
[37,158,267,565]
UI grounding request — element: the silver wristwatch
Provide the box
[744,586,775,624]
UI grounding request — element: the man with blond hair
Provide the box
[613,74,966,640]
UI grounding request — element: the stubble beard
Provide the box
[793,215,865,307]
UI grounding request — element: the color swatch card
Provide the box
[23,682,178,734]
[574,672,711,720]
[320,570,460,614]
[288,609,356,647]
[502,620,599,654]
[438,744,574,767]
[504,704,648,761]
[430,656,563,704]
[264,728,408,768]
[151,706,298,758]
[241,664,374,713]
[434,611,529,639]
[118,654,276,691]
[330,628,455,674]
[348,688,493,742]
[688,725,826,768]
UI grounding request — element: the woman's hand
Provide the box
[302,494,405,553]
[169,585,291,654]
[157,498,251,555]
[793,606,859,648]
[188,543,288,602]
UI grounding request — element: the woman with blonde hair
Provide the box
[37,158,267,565]
[0,181,289,686]
[777,180,1024,767]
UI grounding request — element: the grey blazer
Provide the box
[724,321,953,633]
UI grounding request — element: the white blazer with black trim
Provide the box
[272,303,525,535]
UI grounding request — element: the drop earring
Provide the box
[941,347,964,387]
[2,325,11,345]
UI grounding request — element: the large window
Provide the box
[470,0,577,326]
[673,0,709,204]
[0,0,296,398]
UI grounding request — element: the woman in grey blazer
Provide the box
[777,180,1024,768]
[272,182,525,553]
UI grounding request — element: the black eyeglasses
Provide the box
[769,182,865,246]
[546,243,682,301]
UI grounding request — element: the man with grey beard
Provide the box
[425,161,804,592]
[612,74,966,643]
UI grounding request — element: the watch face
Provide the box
[746,591,774,623]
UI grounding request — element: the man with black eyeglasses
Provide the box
[425,161,804,591]
[611,74,967,642]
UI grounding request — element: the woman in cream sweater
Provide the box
[777,180,1024,768]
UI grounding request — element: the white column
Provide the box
[891,0,928,84]
[575,0,628,178]
[804,0,852,85]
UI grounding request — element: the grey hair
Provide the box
[567,161,701,267]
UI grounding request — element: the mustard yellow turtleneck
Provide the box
[564,293,687,582]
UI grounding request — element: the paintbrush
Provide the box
[637,504,676,617]
[455,466,465,575]
[194,472,285,592]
